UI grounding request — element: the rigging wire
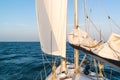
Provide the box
[34,52,59,80]
[82,0,95,47]
[110,68,113,80]
[90,55,93,72]
[108,16,113,33]
[82,0,88,32]
[51,31,53,65]
[43,54,52,67]
[34,63,50,80]
[107,43,120,60]
[101,0,113,34]
[108,16,120,31]
[89,8,96,40]
[97,0,106,41]
[102,0,120,33]
[89,0,97,40]
[42,52,47,79]
[88,17,105,41]
[82,0,105,41]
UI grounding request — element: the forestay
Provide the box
[36,0,67,57]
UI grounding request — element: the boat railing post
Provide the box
[51,61,56,80]
[94,59,99,80]
[79,53,87,68]
[98,61,104,78]
[60,58,66,73]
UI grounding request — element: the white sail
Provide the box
[36,0,67,57]
[94,33,120,61]
[68,28,120,60]
[68,28,98,50]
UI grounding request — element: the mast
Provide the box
[74,0,79,74]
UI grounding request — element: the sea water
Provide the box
[0,42,119,80]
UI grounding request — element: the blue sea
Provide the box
[0,42,120,80]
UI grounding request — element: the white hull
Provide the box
[46,63,108,80]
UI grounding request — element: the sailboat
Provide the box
[36,0,120,80]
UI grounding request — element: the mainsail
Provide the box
[36,0,67,57]
[68,29,120,69]
[68,28,99,50]
[68,28,120,61]
[94,33,120,61]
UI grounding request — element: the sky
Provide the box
[0,0,120,42]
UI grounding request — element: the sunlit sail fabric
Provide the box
[36,0,67,57]
[68,28,120,60]
[94,33,120,61]
[68,28,98,50]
